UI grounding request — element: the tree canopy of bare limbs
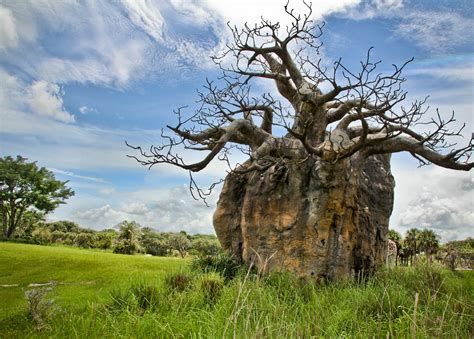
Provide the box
[127,2,473,203]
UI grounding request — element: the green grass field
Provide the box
[1,242,473,338]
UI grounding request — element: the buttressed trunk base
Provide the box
[213,154,395,280]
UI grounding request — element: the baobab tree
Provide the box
[128,4,473,280]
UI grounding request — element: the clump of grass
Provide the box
[191,253,242,281]
[108,282,160,314]
[199,273,225,303]
[130,283,160,311]
[164,272,192,292]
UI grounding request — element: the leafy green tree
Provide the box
[46,220,81,233]
[405,228,421,265]
[113,220,142,255]
[0,156,74,239]
[169,233,192,258]
[418,229,440,263]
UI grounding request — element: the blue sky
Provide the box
[0,0,472,241]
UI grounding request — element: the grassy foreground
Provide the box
[1,242,473,338]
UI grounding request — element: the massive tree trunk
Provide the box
[214,154,394,280]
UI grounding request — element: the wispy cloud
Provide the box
[407,64,474,83]
[48,168,107,183]
[395,11,474,55]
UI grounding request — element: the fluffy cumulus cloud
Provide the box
[26,80,75,123]
[0,68,74,123]
[391,163,473,242]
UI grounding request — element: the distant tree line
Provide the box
[6,218,222,258]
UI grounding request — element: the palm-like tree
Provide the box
[114,220,142,254]
[418,229,440,263]
[405,228,420,265]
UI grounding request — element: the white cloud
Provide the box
[0,5,18,51]
[338,0,403,20]
[201,0,361,26]
[121,202,149,215]
[120,0,166,43]
[0,1,369,88]
[0,68,75,123]
[66,185,217,233]
[26,80,75,123]
[391,161,473,242]
[78,106,97,114]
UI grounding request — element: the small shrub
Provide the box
[165,272,192,292]
[25,284,58,330]
[191,253,241,281]
[199,273,224,303]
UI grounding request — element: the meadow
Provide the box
[1,242,473,338]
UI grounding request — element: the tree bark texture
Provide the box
[214,154,394,280]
